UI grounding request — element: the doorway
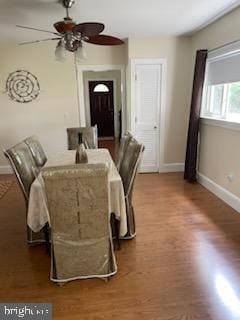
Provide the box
[89,80,114,138]
[77,65,126,140]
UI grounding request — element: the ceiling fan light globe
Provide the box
[55,42,66,62]
[65,40,74,52]
[75,43,87,63]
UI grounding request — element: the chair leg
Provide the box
[43,224,50,256]
[114,217,121,250]
[125,196,136,238]
[110,213,121,250]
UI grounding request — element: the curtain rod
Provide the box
[209,38,240,53]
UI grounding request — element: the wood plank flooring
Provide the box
[1,171,240,319]
[98,138,120,161]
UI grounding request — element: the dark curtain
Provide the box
[184,49,208,183]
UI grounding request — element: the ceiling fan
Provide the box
[17,0,124,60]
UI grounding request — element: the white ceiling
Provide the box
[0,0,239,42]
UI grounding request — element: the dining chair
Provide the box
[3,142,47,244]
[119,138,145,239]
[24,135,47,168]
[116,131,133,170]
[67,125,98,150]
[42,163,117,284]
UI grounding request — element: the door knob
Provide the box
[154,126,157,129]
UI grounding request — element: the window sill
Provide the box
[200,117,240,132]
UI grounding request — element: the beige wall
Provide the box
[192,7,240,197]
[0,42,79,168]
[0,42,127,169]
[78,42,128,65]
[199,124,240,196]
[0,36,193,169]
[128,36,193,163]
[192,7,240,51]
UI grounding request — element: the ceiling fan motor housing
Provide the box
[63,0,75,9]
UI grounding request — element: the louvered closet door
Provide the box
[135,64,161,172]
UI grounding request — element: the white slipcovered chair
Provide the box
[42,163,117,284]
[116,131,133,170]
[3,142,47,244]
[67,125,98,150]
[119,138,145,239]
[24,135,47,168]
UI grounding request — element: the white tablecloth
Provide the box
[27,149,127,237]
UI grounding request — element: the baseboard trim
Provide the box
[0,165,13,174]
[198,173,240,212]
[159,163,184,173]
[139,166,159,173]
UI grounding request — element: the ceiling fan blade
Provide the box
[54,20,76,34]
[18,38,61,45]
[84,34,124,46]
[72,23,105,37]
[16,25,60,36]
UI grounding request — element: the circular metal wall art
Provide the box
[6,70,40,103]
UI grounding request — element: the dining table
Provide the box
[27,148,127,238]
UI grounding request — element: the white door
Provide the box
[134,63,161,172]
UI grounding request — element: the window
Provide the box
[201,47,240,123]
[93,84,109,93]
[203,81,240,122]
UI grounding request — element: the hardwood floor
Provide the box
[1,172,240,319]
[98,138,119,161]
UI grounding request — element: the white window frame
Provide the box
[201,40,240,130]
[203,83,230,119]
[202,82,240,123]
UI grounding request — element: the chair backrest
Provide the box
[117,131,133,170]
[67,125,98,150]
[119,138,145,197]
[42,163,111,279]
[3,142,38,202]
[24,135,47,168]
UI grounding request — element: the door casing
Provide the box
[76,64,126,137]
[130,58,167,173]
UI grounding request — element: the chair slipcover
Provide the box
[42,163,117,283]
[3,142,46,244]
[25,135,47,168]
[67,125,98,150]
[119,138,144,238]
[116,132,133,170]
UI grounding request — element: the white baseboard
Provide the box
[139,166,159,173]
[198,173,240,212]
[159,163,184,173]
[0,165,13,174]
